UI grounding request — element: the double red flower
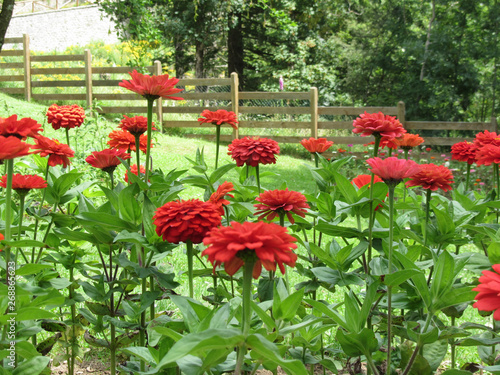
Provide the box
[85,149,131,172]
[198,110,238,129]
[451,141,476,165]
[119,70,184,101]
[0,174,47,195]
[119,115,156,136]
[209,181,235,215]
[473,264,500,320]
[0,136,32,160]
[366,157,420,186]
[124,164,146,183]
[108,130,151,154]
[153,199,222,244]
[228,137,280,167]
[406,163,454,192]
[353,112,406,139]
[254,188,309,224]
[202,221,297,279]
[300,137,334,154]
[46,104,85,130]
[0,115,43,139]
[31,135,75,168]
[475,144,500,166]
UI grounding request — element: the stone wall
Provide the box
[6,5,120,51]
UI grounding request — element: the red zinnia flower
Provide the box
[46,104,85,130]
[475,144,500,166]
[353,112,406,139]
[0,136,32,160]
[153,199,222,244]
[107,130,151,154]
[202,221,297,278]
[254,188,309,224]
[473,130,500,150]
[366,157,420,186]
[473,264,500,320]
[451,141,476,165]
[300,137,334,154]
[393,133,424,150]
[119,70,184,100]
[0,114,43,139]
[85,148,131,172]
[198,110,238,129]
[406,163,454,192]
[228,137,280,167]
[352,174,384,188]
[352,174,385,210]
[119,115,156,136]
[209,181,235,215]
[0,174,47,195]
[124,164,146,183]
[31,135,75,168]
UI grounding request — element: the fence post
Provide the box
[23,34,31,102]
[397,101,406,127]
[492,116,498,132]
[84,49,93,109]
[154,60,163,130]
[310,87,318,138]
[231,72,239,140]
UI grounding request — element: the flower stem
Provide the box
[15,195,29,264]
[145,98,155,183]
[215,125,221,169]
[235,258,256,375]
[424,189,432,247]
[134,134,142,178]
[386,184,396,375]
[5,159,14,286]
[465,163,471,191]
[186,240,194,299]
[367,135,382,274]
[314,153,319,168]
[65,128,70,148]
[279,213,290,293]
[256,164,261,194]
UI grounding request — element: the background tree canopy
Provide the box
[97,0,499,122]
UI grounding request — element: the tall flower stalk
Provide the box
[366,156,420,374]
[198,109,238,169]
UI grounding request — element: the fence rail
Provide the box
[0,34,497,148]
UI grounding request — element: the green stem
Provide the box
[450,316,456,369]
[186,240,194,299]
[65,127,70,148]
[465,163,471,191]
[215,125,221,169]
[314,153,319,168]
[69,265,76,375]
[109,246,116,375]
[145,98,155,183]
[108,171,115,190]
[32,163,50,262]
[367,135,382,274]
[134,134,142,179]
[235,258,256,375]
[279,213,290,293]
[386,184,396,375]
[424,189,432,247]
[256,164,261,194]
[5,159,14,287]
[15,195,29,264]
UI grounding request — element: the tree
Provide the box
[0,0,15,53]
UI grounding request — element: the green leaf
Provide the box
[488,242,500,264]
[336,328,379,357]
[14,307,58,321]
[384,270,420,287]
[315,220,363,239]
[423,338,448,371]
[440,370,473,375]
[333,171,357,204]
[209,163,236,184]
[76,211,138,231]
[246,334,308,375]
[277,288,305,322]
[4,240,46,248]
[118,183,142,224]
[156,329,244,369]
[16,264,52,276]
[12,356,50,375]
[122,347,157,365]
[430,251,455,306]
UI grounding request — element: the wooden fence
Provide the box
[1,34,497,148]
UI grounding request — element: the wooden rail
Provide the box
[0,34,497,147]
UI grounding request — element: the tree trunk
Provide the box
[420,0,436,81]
[228,8,244,89]
[0,0,16,53]
[195,39,206,92]
[174,34,187,78]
